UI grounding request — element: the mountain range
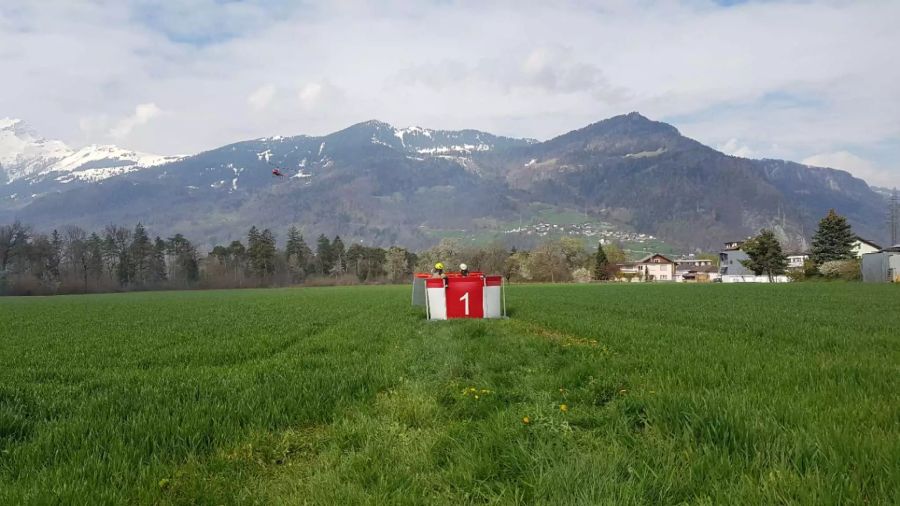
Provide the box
[0,113,890,251]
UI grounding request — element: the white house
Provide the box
[786,252,809,269]
[852,238,881,258]
[674,257,714,269]
[636,254,676,281]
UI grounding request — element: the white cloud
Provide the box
[802,151,897,188]
[718,138,756,159]
[0,0,897,188]
[297,83,323,108]
[109,103,163,139]
[248,84,276,111]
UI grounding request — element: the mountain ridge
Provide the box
[0,113,889,251]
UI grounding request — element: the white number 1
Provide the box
[460,292,470,315]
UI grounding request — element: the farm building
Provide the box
[678,265,720,283]
[861,246,900,282]
[852,238,881,258]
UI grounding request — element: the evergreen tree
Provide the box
[810,209,855,264]
[740,229,788,282]
[593,242,610,280]
[150,237,168,282]
[285,226,309,280]
[48,229,62,281]
[258,229,277,277]
[316,234,333,275]
[166,234,198,284]
[104,225,132,286]
[130,223,152,285]
[247,226,264,277]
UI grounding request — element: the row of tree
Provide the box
[0,221,626,295]
[0,209,867,295]
[0,222,425,295]
[0,221,202,295]
[738,209,862,281]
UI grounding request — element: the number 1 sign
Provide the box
[445,278,484,318]
[422,275,505,320]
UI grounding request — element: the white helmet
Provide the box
[459,263,468,271]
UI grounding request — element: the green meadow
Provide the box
[1,284,898,504]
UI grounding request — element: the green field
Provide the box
[1,284,898,504]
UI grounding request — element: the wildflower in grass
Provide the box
[560,403,568,412]
[462,386,492,399]
[522,416,530,425]
[158,478,170,489]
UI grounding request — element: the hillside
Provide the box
[0,113,888,250]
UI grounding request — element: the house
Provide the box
[614,262,640,282]
[674,257,714,269]
[718,241,752,276]
[786,252,809,270]
[718,241,790,282]
[861,245,900,282]
[679,265,720,283]
[852,238,881,258]
[635,254,676,281]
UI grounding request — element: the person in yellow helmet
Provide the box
[432,262,446,279]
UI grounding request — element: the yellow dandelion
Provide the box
[522,416,530,424]
[560,404,568,412]
[474,395,480,399]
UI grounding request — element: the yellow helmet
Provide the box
[434,262,444,270]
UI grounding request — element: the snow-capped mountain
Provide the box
[338,119,537,156]
[1,114,890,250]
[0,118,181,186]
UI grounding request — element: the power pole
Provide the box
[891,187,899,246]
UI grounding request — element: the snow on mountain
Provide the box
[0,118,72,181]
[346,120,535,155]
[0,117,181,184]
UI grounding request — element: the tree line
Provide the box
[0,221,630,295]
[0,222,427,295]
[0,208,867,295]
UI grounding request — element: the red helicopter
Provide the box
[271,168,284,177]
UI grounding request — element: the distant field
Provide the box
[1,284,898,504]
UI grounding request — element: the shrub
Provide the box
[572,267,592,283]
[818,259,860,280]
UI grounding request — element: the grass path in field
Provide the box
[1,284,899,504]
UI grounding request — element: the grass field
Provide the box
[1,283,898,504]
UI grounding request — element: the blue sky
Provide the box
[1,0,898,187]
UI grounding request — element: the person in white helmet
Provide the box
[459,263,470,277]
